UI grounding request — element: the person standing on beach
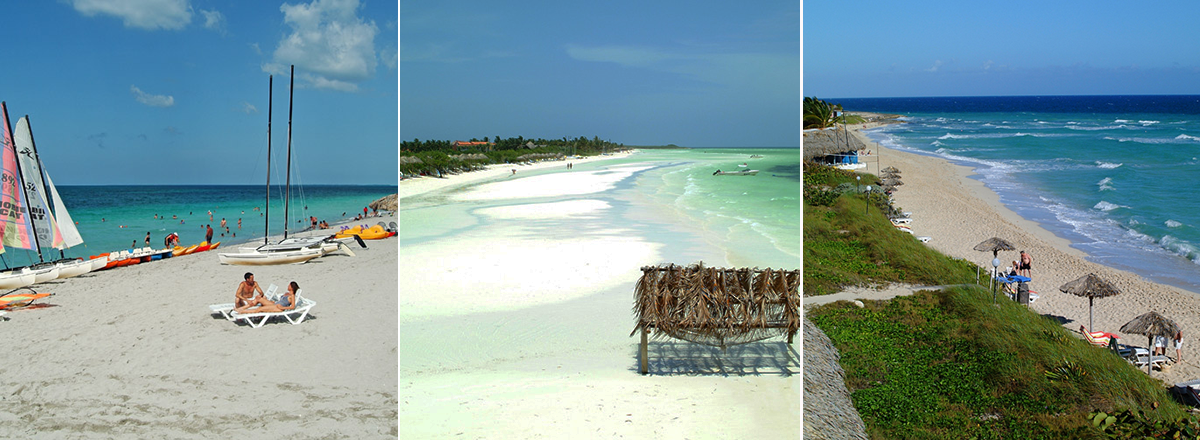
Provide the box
[1176,330,1184,362]
[1018,251,1033,277]
[205,224,214,244]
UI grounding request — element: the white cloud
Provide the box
[69,0,192,30]
[130,85,175,107]
[269,0,379,92]
[200,9,226,34]
[926,60,944,72]
[240,102,259,114]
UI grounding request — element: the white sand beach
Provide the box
[399,152,803,438]
[817,126,1200,384]
[0,216,398,439]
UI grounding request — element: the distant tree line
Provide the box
[399,135,631,177]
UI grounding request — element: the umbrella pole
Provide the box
[1089,297,1094,332]
[1148,336,1153,376]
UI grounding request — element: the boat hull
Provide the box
[0,270,36,289]
[218,248,322,266]
[56,259,93,279]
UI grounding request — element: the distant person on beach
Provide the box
[220,218,227,229]
[205,225,214,244]
[1017,251,1032,277]
[238,218,241,229]
[233,272,266,313]
[145,232,151,247]
[1176,330,1184,362]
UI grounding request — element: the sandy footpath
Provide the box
[399,152,803,438]
[832,127,1200,384]
[0,214,398,438]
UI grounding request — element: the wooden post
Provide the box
[787,330,794,344]
[639,328,649,375]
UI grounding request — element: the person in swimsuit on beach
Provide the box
[233,272,267,313]
[240,281,299,314]
[1018,251,1033,277]
[1176,330,1184,362]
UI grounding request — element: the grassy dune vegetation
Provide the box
[804,162,1200,438]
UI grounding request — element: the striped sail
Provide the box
[44,170,82,249]
[0,103,33,252]
[13,116,63,252]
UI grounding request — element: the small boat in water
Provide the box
[712,169,759,176]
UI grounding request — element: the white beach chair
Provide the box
[227,290,315,328]
[1130,354,1171,369]
[208,284,278,321]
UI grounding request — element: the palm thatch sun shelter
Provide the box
[631,263,801,374]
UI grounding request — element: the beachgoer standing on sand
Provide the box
[1176,330,1184,362]
[205,224,214,244]
[1018,251,1033,277]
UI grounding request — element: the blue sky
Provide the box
[0,0,396,185]
[400,1,800,148]
[804,2,1200,98]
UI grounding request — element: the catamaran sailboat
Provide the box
[218,66,354,266]
[0,102,92,286]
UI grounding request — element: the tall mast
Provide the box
[24,115,55,261]
[284,65,294,240]
[13,116,43,263]
[264,75,273,245]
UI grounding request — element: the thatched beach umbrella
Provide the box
[1059,273,1121,332]
[974,237,1016,299]
[880,178,903,187]
[974,237,1016,260]
[368,194,397,213]
[881,166,900,174]
[1120,311,1179,376]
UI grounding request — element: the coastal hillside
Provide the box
[803,161,1199,438]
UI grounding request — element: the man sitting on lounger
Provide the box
[234,272,266,313]
[237,281,299,314]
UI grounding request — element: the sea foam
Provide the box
[1094,201,1125,211]
[1096,161,1123,169]
[1167,220,1184,228]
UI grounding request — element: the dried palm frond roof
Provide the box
[803,129,867,160]
[369,194,397,212]
[973,237,1016,256]
[882,166,900,173]
[1120,311,1179,339]
[631,263,801,348]
[1059,273,1121,299]
[399,156,424,165]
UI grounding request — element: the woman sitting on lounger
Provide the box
[239,281,299,314]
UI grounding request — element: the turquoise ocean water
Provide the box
[840,96,1200,293]
[3,184,395,268]
[400,148,801,269]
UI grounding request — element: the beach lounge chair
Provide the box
[208,284,277,321]
[1131,354,1171,369]
[1079,325,1122,347]
[227,290,315,328]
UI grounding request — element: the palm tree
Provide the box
[804,96,842,129]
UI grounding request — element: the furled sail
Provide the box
[0,103,34,253]
[13,116,63,252]
[44,171,82,249]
